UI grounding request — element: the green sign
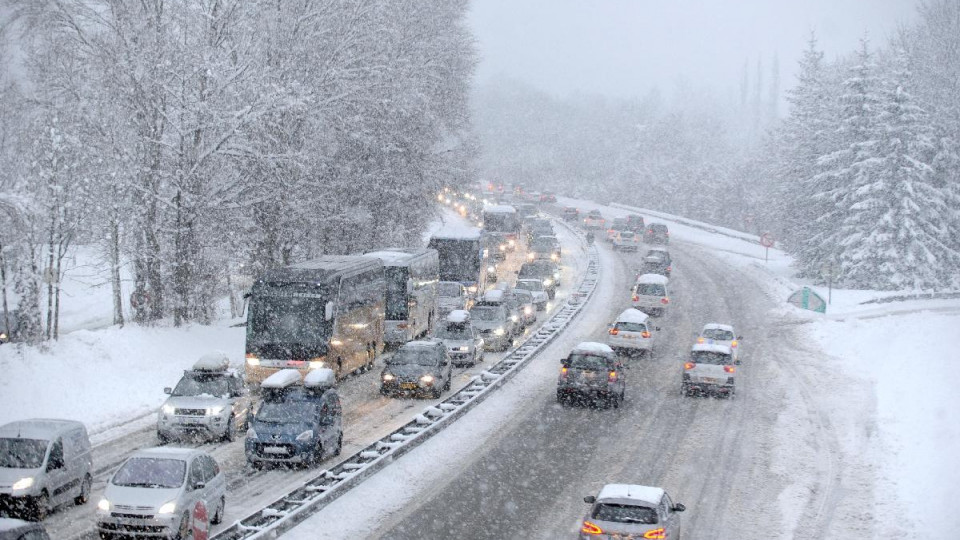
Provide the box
[787,287,826,313]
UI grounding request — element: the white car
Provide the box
[631,274,670,316]
[580,484,685,540]
[97,447,227,540]
[434,310,485,367]
[681,343,740,398]
[696,323,742,362]
[606,308,656,358]
[514,279,549,310]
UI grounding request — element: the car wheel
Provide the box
[75,474,92,505]
[32,491,49,521]
[313,442,324,464]
[211,496,225,525]
[334,432,343,456]
[223,415,236,442]
[443,376,451,391]
[680,383,690,397]
[175,511,190,540]
[432,386,442,399]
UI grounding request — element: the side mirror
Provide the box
[191,481,206,491]
[441,361,449,367]
[583,495,596,504]
[672,503,686,512]
[735,360,742,365]
[163,387,172,395]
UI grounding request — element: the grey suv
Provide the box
[557,342,625,408]
[380,341,453,398]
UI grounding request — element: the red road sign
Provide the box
[760,233,774,248]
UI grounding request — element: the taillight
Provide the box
[684,362,695,370]
[696,337,704,343]
[666,266,672,272]
[661,297,669,304]
[609,328,619,335]
[608,371,618,382]
[632,295,639,302]
[641,331,650,338]
[731,340,738,348]
[724,365,735,374]
[561,367,569,378]
[581,521,604,535]
[643,528,666,539]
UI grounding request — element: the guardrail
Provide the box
[213,223,601,539]
[606,202,770,247]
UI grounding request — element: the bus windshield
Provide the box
[430,239,481,283]
[384,267,410,321]
[247,294,333,345]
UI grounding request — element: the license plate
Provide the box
[399,383,418,390]
[263,446,287,454]
[285,360,305,367]
[701,377,719,384]
[177,418,203,425]
[620,334,636,339]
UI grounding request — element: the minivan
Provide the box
[632,274,670,317]
[0,419,92,521]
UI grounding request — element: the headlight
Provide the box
[527,253,535,260]
[157,501,177,515]
[420,374,435,384]
[550,254,558,261]
[246,356,260,367]
[12,477,34,491]
[0,333,6,340]
[494,327,505,336]
[488,266,496,272]
[456,346,469,352]
[499,244,506,251]
[247,427,258,439]
[508,239,516,246]
[543,279,553,287]
[553,271,561,279]
[510,315,519,322]
[207,406,225,416]
[296,430,314,442]
[468,285,478,293]
[162,404,175,415]
[98,498,111,512]
[382,373,395,381]
[309,360,325,369]
[524,306,533,315]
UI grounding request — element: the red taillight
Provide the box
[632,295,639,302]
[641,331,651,338]
[724,365,735,374]
[609,328,619,335]
[643,528,666,539]
[731,340,738,348]
[561,367,569,379]
[581,521,604,535]
[608,371,618,382]
[661,297,669,305]
[684,362,695,370]
[666,266,672,272]
[696,337,704,344]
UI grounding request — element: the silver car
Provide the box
[468,304,515,351]
[580,484,685,540]
[157,353,252,443]
[681,343,740,398]
[437,281,469,318]
[557,342,625,408]
[97,447,227,539]
[434,310,485,367]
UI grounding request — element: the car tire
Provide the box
[432,386,442,399]
[75,474,92,505]
[211,496,225,525]
[175,511,190,540]
[250,460,264,471]
[32,491,49,521]
[334,432,343,456]
[313,442,324,464]
[223,415,236,442]
[681,383,690,397]
[443,377,451,391]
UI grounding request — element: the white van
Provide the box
[606,309,657,358]
[0,419,93,520]
[631,274,670,317]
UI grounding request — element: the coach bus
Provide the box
[244,255,385,384]
[482,204,521,246]
[363,248,439,346]
[428,225,486,298]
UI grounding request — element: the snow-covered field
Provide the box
[1,201,956,538]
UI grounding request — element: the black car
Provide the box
[626,214,645,232]
[562,207,580,221]
[640,248,672,276]
[380,341,453,398]
[644,223,669,244]
[518,261,560,299]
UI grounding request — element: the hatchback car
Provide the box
[509,288,538,327]
[632,274,670,316]
[606,217,629,242]
[580,484,685,540]
[696,323,742,362]
[640,248,672,277]
[562,207,580,221]
[612,230,640,252]
[380,341,453,398]
[557,342,625,408]
[433,310,484,367]
[644,223,670,244]
[527,235,561,262]
[96,447,226,540]
[606,309,656,358]
[682,343,740,398]
[468,303,516,351]
[514,279,549,311]
[583,210,606,230]
[626,214,645,232]
[157,352,252,444]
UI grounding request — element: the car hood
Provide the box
[382,364,439,378]
[250,419,313,439]
[0,466,40,485]
[471,319,504,331]
[163,395,230,410]
[440,339,474,350]
[104,483,182,510]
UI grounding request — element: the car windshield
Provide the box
[172,374,230,398]
[635,284,665,296]
[388,348,440,366]
[592,503,658,524]
[691,350,733,365]
[256,400,316,424]
[435,323,472,340]
[520,263,554,278]
[565,354,613,370]
[649,225,668,233]
[619,232,635,239]
[438,283,462,297]
[470,306,502,321]
[702,329,735,341]
[112,457,186,489]
[515,281,544,292]
[614,322,646,332]
[513,290,534,302]
[0,438,48,469]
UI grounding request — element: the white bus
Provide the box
[364,248,440,345]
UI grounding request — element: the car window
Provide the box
[113,457,186,488]
[46,439,64,470]
[438,283,462,297]
[187,458,204,487]
[470,306,503,321]
[0,438,49,468]
[591,503,658,524]
[658,497,669,520]
[635,284,665,296]
[198,455,219,483]
[565,354,613,370]
[691,350,733,365]
[614,322,646,333]
[702,329,735,341]
[172,374,230,398]
[388,348,442,366]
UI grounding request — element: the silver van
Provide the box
[0,419,93,521]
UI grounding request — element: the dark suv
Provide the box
[644,223,669,244]
[557,342,625,408]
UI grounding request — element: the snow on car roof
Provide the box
[134,446,202,460]
[647,247,669,254]
[615,308,649,324]
[446,309,471,323]
[0,419,85,440]
[691,343,733,354]
[572,342,614,355]
[304,368,336,389]
[636,273,669,284]
[703,323,735,333]
[431,223,482,240]
[261,369,303,389]
[403,340,443,348]
[596,484,665,506]
[483,204,517,213]
[194,351,230,372]
[482,289,505,302]
[363,250,415,265]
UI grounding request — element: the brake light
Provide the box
[609,328,619,335]
[641,331,650,338]
[632,295,639,302]
[608,371,618,382]
[581,521,603,535]
[724,365,735,374]
[731,340,738,348]
[561,367,569,379]
[684,362,695,370]
[666,266,672,272]
[661,297,669,305]
[643,528,666,539]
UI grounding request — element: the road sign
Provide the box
[193,500,209,540]
[759,233,774,248]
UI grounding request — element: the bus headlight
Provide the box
[493,327,505,336]
[245,354,260,367]
[382,373,396,382]
[309,360,325,369]
[543,279,554,287]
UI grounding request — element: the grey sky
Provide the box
[468,0,918,101]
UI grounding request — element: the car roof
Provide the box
[615,308,649,324]
[635,274,669,285]
[571,342,615,356]
[131,446,204,461]
[596,484,665,506]
[482,289,506,302]
[691,343,733,354]
[703,323,735,333]
[0,419,85,440]
[446,309,471,323]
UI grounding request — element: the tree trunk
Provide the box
[110,218,124,327]
[0,240,10,339]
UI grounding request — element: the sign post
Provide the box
[759,232,775,263]
[820,262,838,305]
